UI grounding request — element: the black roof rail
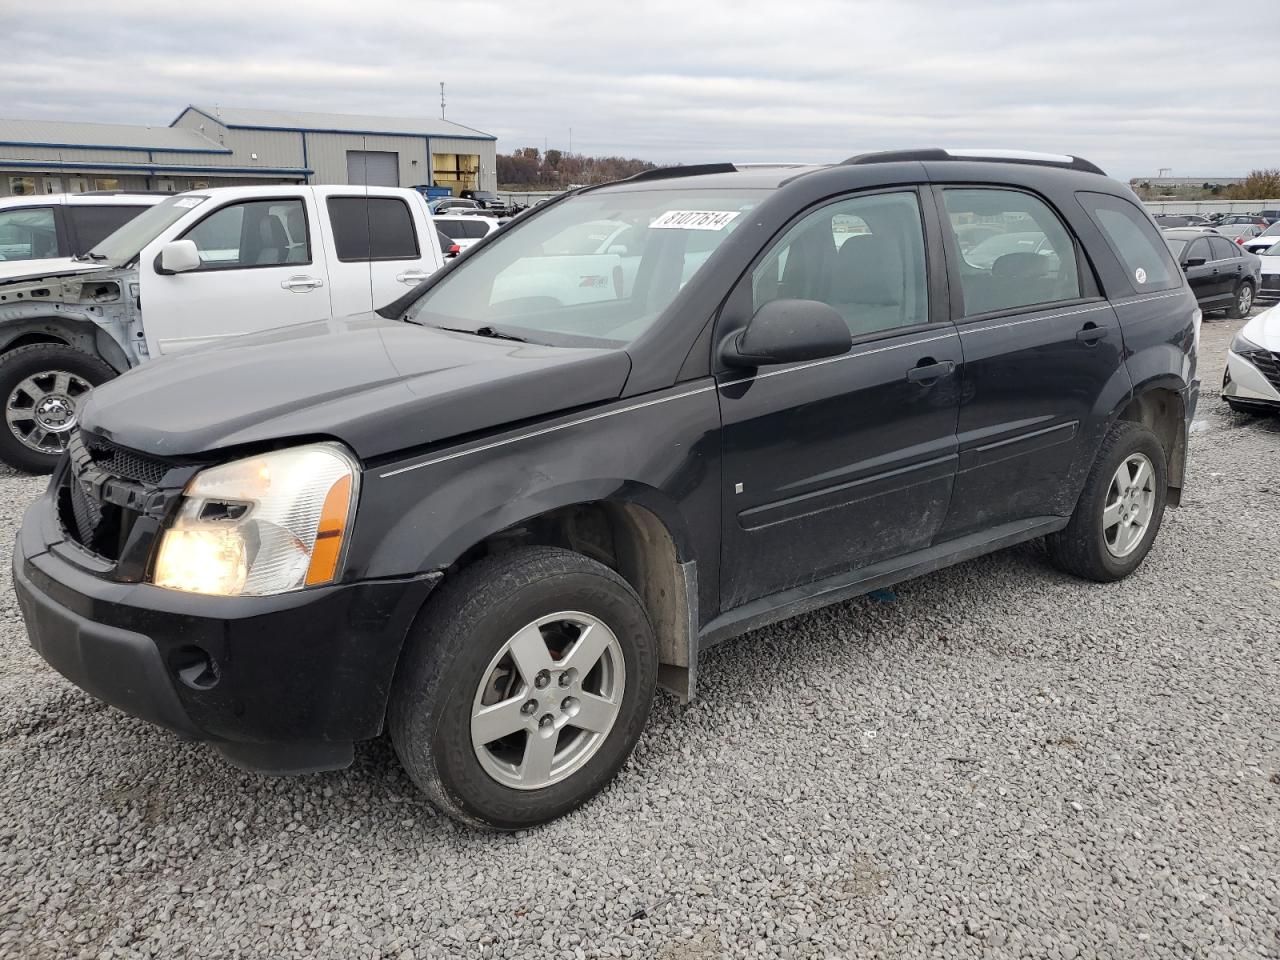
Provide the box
[843,148,1106,176]
[624,163,739,183]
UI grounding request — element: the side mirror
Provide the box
[721,299,853,368]
[156,239,200,275]
[1184,256,1207,268]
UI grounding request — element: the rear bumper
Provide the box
[14,494,440,773]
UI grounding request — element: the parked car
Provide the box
[0,184,444,472]
[1256,239,1280,301]
[1240,220,1280,254]
[1216,223,1265,245]
[1258,209,1280,225]
[433,214,502,252]
[1163,228,1261,317]
[14,148,1199,829]
[460,190,509,214]
[429,197,480,215]
[0,192,163,267]
[1154,214,1212,227]
[1221,303,1280,413]
[1217,215,1268,228]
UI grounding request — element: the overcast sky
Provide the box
[4,0,1278,180]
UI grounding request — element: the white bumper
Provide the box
[1223,350,1280,405]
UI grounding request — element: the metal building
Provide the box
[0,105,497,198]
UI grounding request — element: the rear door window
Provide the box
[1210,236,1241,261]
[66,204,147,253]
[941,188,1083,316]
[328,197,419,261]
[1186,238,1211,263]
[1077,192,1181,293]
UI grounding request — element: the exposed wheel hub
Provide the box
[35,395,75,430]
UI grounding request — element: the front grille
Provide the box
[80,433,171,485]
[59,430,178,565]
[1242,347,1280,392]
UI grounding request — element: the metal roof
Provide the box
[185,105,495,140]
[0,117,228,153]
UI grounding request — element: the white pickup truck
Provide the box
[0,184,444,472]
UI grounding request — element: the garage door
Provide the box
[346,150,400,187]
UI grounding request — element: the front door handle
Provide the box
[396,270,431,284]
[1076,322,1107,343]
[906,358,956,383]
[281,276,324,292]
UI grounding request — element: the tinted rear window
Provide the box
[1077,192,1181,293]
[66,204,147,254]
[327,197,419,261]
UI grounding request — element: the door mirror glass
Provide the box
[1183,256,1207,268]
[157,239,200,274]
[722,299,852,368]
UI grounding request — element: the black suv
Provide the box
[1163,228,1261,318]
[14,150,1199,829]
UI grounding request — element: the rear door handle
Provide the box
[396,270,431,284]
[1076,322,1107,343]
[280,276,324,292]
[906,359,956,383]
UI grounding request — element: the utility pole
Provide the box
[440,82,446,120]
[569,127,573,155]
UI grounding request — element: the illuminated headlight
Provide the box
[152,443,359,597]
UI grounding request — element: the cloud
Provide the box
[1,0,1276,179]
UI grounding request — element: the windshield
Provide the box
[88,195,207,265]
[406,187,766,346]
[1259,221,1280,237]
[1262,241,1280,257]
[1164,238,1189,258]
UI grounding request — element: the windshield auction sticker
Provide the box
[173,197,206,209]
[650,210,740,231]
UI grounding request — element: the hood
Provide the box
[0,257,103,285]
[78,314,632,461]
[1241,304,1280,352]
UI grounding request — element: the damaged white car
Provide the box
[1222,302,1280,414]
[0,184,444,472]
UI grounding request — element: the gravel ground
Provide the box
[1,313,1278,960]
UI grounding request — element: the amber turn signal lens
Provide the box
[305,474,354,586]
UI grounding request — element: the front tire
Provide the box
[1046,422,1168,582]
[0,343,116,474]
[1226,281,1254,319]
[389,547,658,830]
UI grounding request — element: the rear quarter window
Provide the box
[1077,192,1182,294]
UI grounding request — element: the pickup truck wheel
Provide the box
[390,546,657,830]
[1226,281,1254,319]
[1046,421,1167,582]
[0,344,116,474]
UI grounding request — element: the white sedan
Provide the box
[1222,302,1280,413]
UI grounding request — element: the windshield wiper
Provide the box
[72,252,107,262]
[435,325,529,343]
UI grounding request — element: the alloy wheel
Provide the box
[470,611,626,790]
[1238,285,1253,315]
[1103,453,1156,558]
[5,370,92,455]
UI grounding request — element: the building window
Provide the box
[191,181,210,190]
[41,177,63,195]
[93,178,120,191]
[8,177,36,196]
[431,153,479,191]
[68,177,88,194]
[157,178,177,193]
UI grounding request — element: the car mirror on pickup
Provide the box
[155,239,201,275]
[721,299,853,368]
[1184,256,1207,268]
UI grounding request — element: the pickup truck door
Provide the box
[314,186,443,317]
[137,191,333,356]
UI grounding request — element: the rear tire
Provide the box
[1226,281,1254,319]
[0,344,116,474]
[389,546,657,830]
[1046,422,1168,582]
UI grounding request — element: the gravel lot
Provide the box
[1,313,1278,960]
